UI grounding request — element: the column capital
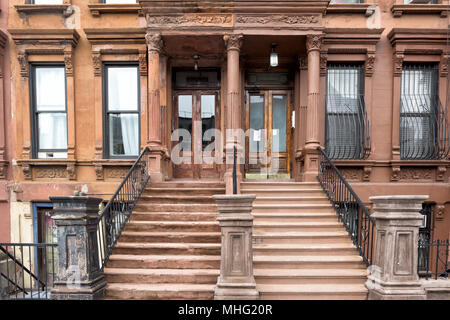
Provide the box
[306,34,324,53]
[393,51,404,77]
[146,32,164,53]
[223,34,243,52]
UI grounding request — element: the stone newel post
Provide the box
[213,194,259,300]
[366,195,428,300]
[50,196,106,300]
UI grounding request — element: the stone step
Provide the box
[125,221,220,232]
[252,204,334,214]
[105,283,215,300]
[253,255,365,269]
[143,187,225,196]
[241,182,320,190]
[134,203,217,212]
[256,284,368,300]
[253,243,358,256]
[104,268,219,284]
[254,269,369,285]
[252,212,338,223]
[254,221,345,232]
[139,195,216,204]
[107,254,220,269]
[119,231,221,243]
[113,242,221,256]
[242,188,324,197]
[149,181,224,189]
[253,231,351,244]
[252,196,329,205]
[130,212,218,222]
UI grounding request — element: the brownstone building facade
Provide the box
[0,0,449,299]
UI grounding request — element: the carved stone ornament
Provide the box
[148,14,232,26]
[18,51,29,78]
[393,52,404,77]
[306,34,323,52]
[66,163,76,180]
[223,34,243,52]
[436,166,446,181]
[320,53,327,76]
[435,204,445,221]
[363,166,372,182]
[399,168,433,181]
[391,165,401,181]
[22,164,32,180]
[92,52,102,77]
[146,33,163,53]
[365,53,376,77]
[339,168,362,181]
[107,168,128,179]
[35,167,67,179]
[440,54,449,77]
[94,163,104,180]
[299,55,308,70]
[64,51,73,77]
[139,52,148,76]
[236,15,319,25]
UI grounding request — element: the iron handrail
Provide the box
[317,146,375,266]
[97,147,150,270]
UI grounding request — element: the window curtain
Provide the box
[108,67,139,156]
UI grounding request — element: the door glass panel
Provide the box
[272,95,287,153]
[178,95,193,152]
[249,95,264,153]
[201,95,215,151]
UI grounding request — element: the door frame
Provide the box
[245,89,292,178]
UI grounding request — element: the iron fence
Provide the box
[418,239,449,280]
[0,243,57,300]
[317,146,375,266]
[97,147,150,270]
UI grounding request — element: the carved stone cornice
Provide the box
[306,34,323,53]
[92,51,102,77]
[223,34,243,52]
[145,32,163,53]
[393,52,404,77]
[440,54,448,78]
[365,52,376,77]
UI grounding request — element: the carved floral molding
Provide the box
[148,14,232,26]
[390,165,447,182]
[306,34,324,52]
[236,15,319,25]
[19,162,76,181]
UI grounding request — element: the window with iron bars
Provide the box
[325,63,370,160]
[400,63,449,160]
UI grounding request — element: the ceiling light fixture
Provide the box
[270,43,278,67]
[193,54,200,71]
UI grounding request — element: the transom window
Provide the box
[103,64,140,158]
[31,65,68,159]
[325,63,369,160]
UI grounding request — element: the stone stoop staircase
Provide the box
[104,181,224,300]
[104,180,369,300]
[241,181,369,300]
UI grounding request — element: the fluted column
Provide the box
[303,34,323,182]
[224,34,243,194]
[146,32,164,181]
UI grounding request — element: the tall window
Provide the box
[400,63,439,160]
[104,64,140,158]
[31,65,67,159]
[325,63,368,160]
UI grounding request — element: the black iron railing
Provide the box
[97,147,150,270]
[317,146,375,266]
[418,239,449,280]
[0,243,57,300]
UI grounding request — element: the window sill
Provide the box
[87,4,143,17]
[326,4,373,15]
[14,4,74,17]
[16,159,76,181]
[391,4,449,17]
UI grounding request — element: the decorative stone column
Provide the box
[213,194,259,300]
[146,32,164,182]
[50,196,106,300]
[365,195,428,300]
[223,34,243,194]
[302,34,324,182]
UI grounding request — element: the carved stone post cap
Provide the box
[50,196,103,220]
[370,195,428,221]
[213,194,256,220]
[370,195,429,204]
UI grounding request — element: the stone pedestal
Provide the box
[49,196,106,300]
[213,194,259,300]
[366,195,428,300]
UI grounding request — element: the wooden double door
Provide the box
[245,90,292,177]
[173,90,220,179]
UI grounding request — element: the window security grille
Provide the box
[400,63,449,160]
[325,63,370,160]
